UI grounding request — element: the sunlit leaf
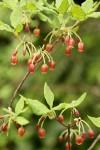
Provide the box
[26,99,50,115]
[82,0,93,13]
[16,116,29,125]
[71,3,86,19]
[58,0,69,14]
[88,116,100,128]
[53,103,66,110]
[10,7,24,28]
[14,24,23,34]
[0,21,13,32]
[87,12,100,18]
[55,0,63,9]
[3,108,15,116]
[44,82,54,109]
[15,96,25,115]
[26,3,36,11]
[65,93,86,109]
[3,0,18,9]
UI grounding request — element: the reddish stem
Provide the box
[9,71,30,108]
[8,34,64,108]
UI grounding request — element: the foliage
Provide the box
[0,0,99,34]
[88,116,100,128]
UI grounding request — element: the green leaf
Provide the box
[26,3,36,11]
[0,2,7,7]
[38,12,51,22]
[40,7,61,27]
[93,2,100,12]
[19,0,37,7]
[37,5,61,27]
[71,3,86,19]
[3,0,18,9]
[58,0,69,14]
[15,96,25,115]
[26,99,50,115]
[65,93,86,109]
[19,0,27,7]
[0,21,13,32]
[53,103,66,111]
[87,12,100,18]
[82,0,93,13]
[10,7,24,28]
[55,0,63,9]
[68,0,74,5]
[20,106,29,113]
[44,82,54,109]
[14,24,23,34]
[88,116,100,128]
[16,116,29,125]
[3,108,15,116]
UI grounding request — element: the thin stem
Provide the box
[24,42,26,50]
[41,52,45,64]
[8,34,64,108]
[44,31,53,41]
[47,51,53,60]
[52,34,64,49]
[81,119,91,130]
[56,117,68,128]
[28,42,37,52]
[18,35,23,42]
[60,108,67,115]
[38,115,46,125]
[16,41,23,50]
[60,129,67,137]
[36,34,63,65]
[43,51,51,61]
[28,27,33,48]
[49,34,54,44]
[69,109,73,123]
[72,31,82,42]
[68,123,71,150]
[78,122,81,135]
[26,22,33,51]
[72,129,78,136]
[71,20,81,29]
[26,44,31,56]
[41,118,46,128]
[87,134,100,150]
[80,121,85,132]
[9,71,30,108]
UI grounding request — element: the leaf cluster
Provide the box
[3,83,87,127]
[0,0,99,34]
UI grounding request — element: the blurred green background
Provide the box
[0,1,100,150]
